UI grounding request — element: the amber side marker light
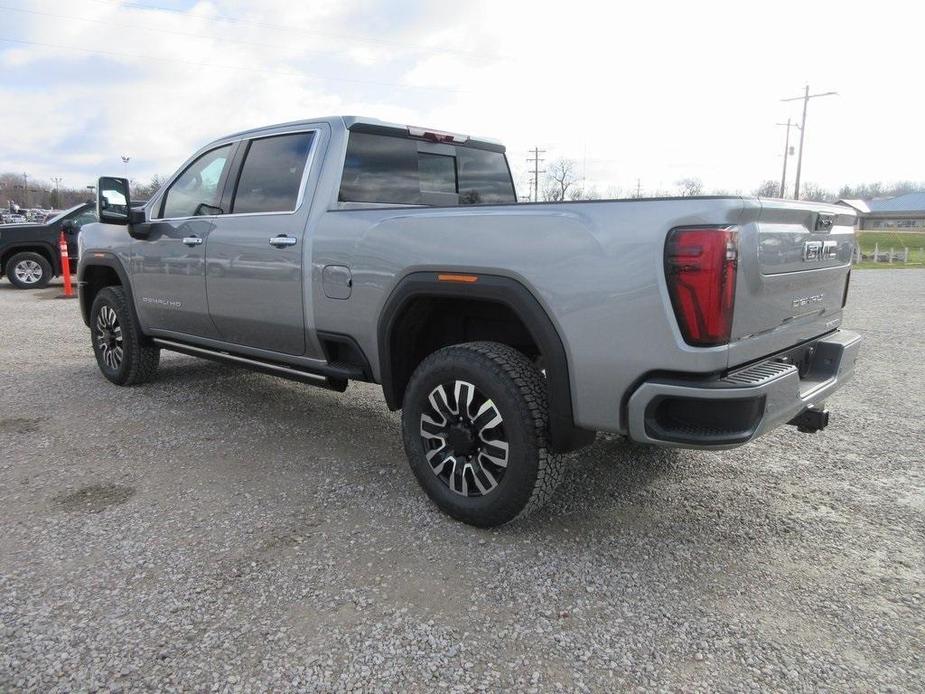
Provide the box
[437,273,479,284]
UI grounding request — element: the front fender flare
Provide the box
[77,252,136,328]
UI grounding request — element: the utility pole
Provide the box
[121,155,131,181]
[776,120,800,198]
[22,172,28,208]
[527,147,545,202]
[635,179,642,198]
[781,85,837,199]
[51,177,62,209]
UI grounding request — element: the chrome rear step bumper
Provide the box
[627,330,862,449]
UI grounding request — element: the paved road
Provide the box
[1,271,922,692]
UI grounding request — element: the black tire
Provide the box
[90,286,160,386]
[401,341,564,527]
[5,251,52,289]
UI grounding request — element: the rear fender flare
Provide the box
[377,271,594,452]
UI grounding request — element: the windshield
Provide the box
[44,203,90,225]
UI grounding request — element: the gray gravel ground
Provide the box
[1,270,922,692]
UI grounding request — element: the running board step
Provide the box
[152,338,349,392]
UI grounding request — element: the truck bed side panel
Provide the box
[311,198,746,433]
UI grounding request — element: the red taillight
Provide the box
[665,226,738,346]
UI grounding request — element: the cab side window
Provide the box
[161,145,232,219]
[231,132,314,214]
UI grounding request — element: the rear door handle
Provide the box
[269,235,298,248]
[182,236,203,246]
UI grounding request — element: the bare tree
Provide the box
[676,177,704,197]
[753,180,780,198]
[800,182,833,202]
[132,174,166,202]
[543,159,578,202]
[837,180,924,200]
[569,185,602,201]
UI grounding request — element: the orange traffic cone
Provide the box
[58,231,75,299]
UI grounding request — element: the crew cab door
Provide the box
[131,143,235,338]
[204,130,318,355]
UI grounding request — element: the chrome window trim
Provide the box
[151,127,321,223]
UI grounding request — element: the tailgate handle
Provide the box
[815,213,834,232]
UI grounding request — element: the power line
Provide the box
[0,3,503,66]
[0,4,342,59]
[527,147,545,203]
[79,0,504,62]
[0,36,471,94]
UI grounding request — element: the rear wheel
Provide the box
[401,341,564,527]
[6,251,52,289]
[90,286,160,385]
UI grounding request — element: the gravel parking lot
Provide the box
[1,270,922,692]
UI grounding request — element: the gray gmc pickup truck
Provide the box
[77,116,861,527]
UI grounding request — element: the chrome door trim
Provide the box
[151,127,322,222]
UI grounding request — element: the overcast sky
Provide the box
[1,0,922,198]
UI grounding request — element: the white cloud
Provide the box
[1,0,923,197]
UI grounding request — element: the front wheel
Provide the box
[90,286,160,386]
[401,341,564,527]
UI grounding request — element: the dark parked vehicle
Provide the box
[0,202,97,288]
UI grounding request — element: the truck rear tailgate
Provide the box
[728,199,856,367]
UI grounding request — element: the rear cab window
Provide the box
[231,132,315,214]
[338,130,516,206]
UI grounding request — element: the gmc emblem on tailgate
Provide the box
[803,240,839,261]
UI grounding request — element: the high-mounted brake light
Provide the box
[407,126,469,144]
[665,226,738,347]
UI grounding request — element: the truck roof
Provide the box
[213,116,505,151]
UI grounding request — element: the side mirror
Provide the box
[98,176,131,225]
[194,202,223,216]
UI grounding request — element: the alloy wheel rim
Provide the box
[95,306,124,371]
[419,380,509,497]
[14,260,43,284]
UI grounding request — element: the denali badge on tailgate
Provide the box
[792,293,824,309]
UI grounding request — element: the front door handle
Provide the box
[182,235,203,246]
[269,235,297,248]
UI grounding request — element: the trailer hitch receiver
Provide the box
[788,407,830,434]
